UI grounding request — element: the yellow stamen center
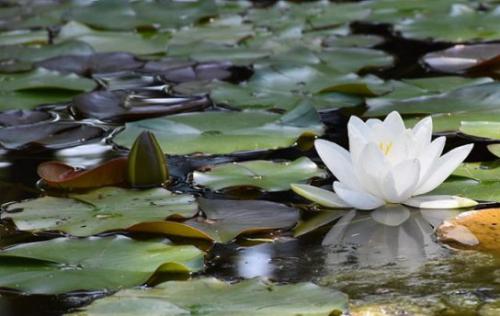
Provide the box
[378,142,393,155]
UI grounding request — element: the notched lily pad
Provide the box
[2,187,198,236]
[0,121,103,151]
[453,161,500,181]
[130,198,300,243]
[192,157,327,192]
[71,90,209,123]
[112,103,324,155]
[0,236,204,294]
[69,277,348,316]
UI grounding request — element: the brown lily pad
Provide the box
[437,208,500,253]
[38,157,128,189]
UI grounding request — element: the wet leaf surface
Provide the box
[2,187,198,236]
[0,236,204,294]
[192,157,327,192]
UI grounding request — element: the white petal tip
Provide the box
[291,183,350,208]
[403,195,478,209]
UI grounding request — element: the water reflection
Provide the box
[209,206,463,282]
[323,205,461,271]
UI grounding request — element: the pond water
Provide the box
[0,0,500,315]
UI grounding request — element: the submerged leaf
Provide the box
[0,236,203,294]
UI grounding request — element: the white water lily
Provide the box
[292,111,476,210]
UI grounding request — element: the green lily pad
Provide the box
[404,110,500,133]
[308,2,371,29]
[192,157,327,192]
[366,82,500,116]
[0,29,47,46]
[68,277,348,316]
[0,90,77,110]
[431,178,500,203]
[487,144,500,158]
[322,34,385,48]
[459,121,500,140]
[453,161,500,181]
[0,41,94,63]
[395,7,500,42]
[130,198,300,243]
[212,65,385,111]
[112,103,324,155]
[2,187,198,236]
[0,68,96,92]
[0,236,203,294]
[56,21,168,55]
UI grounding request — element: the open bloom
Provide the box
[292,111,476,210]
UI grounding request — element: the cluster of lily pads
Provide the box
[0,0,500,315]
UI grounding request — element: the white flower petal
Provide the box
[382,159,420,203]
[403,195,478,209]
[412,116,433,152]
[355,142,388,197]
[382,111,406,135]
[290,183,350,208]
[347,116,371,162]
[334,181,386,210]
[315,139,360,189]
[416,136,446,185]
[415,144,474,195]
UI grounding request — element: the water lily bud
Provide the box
[127,131,169,187]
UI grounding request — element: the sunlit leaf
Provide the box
[0,236,203,294]
[2,187,198,236]
[192,157,327,192]
[431,178,500,203]
[459,121,500,140]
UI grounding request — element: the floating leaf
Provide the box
[453,161,500,182]
[0,109,52,127]
[395,8,500,42]
[69,277,348,316]
[192,157,327,192]
[127,132,169,188]
[71,90,209,123]
[404,110,500,133]
[0,41,94,63]
[113,103,324,155]
[56,21,168,55]
[431,178,500,203]
[367,82,500,116]
[130,198,299,243]
[0,90,77,110]
[437,209,500,253]
[2,187,198,236]
[459,121,500,140]
[37,158,128,189]
[37,52,144,76]
[294,210,348,237]
[0,29,47,45]
[423,43,500,74]
[0,68,96,92]
[0,236,203,294]
[487,144,500,158]
[0,121,103,151]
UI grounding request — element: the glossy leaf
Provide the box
[2,187,198,236]
[192,157,327,192]
[113,103,324,155]
[37,158,128,189]
[130,198,299,243]
[431,178,500,203]
[0,41,94,63]
[459,121,500,140]
[0,236,203,294]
